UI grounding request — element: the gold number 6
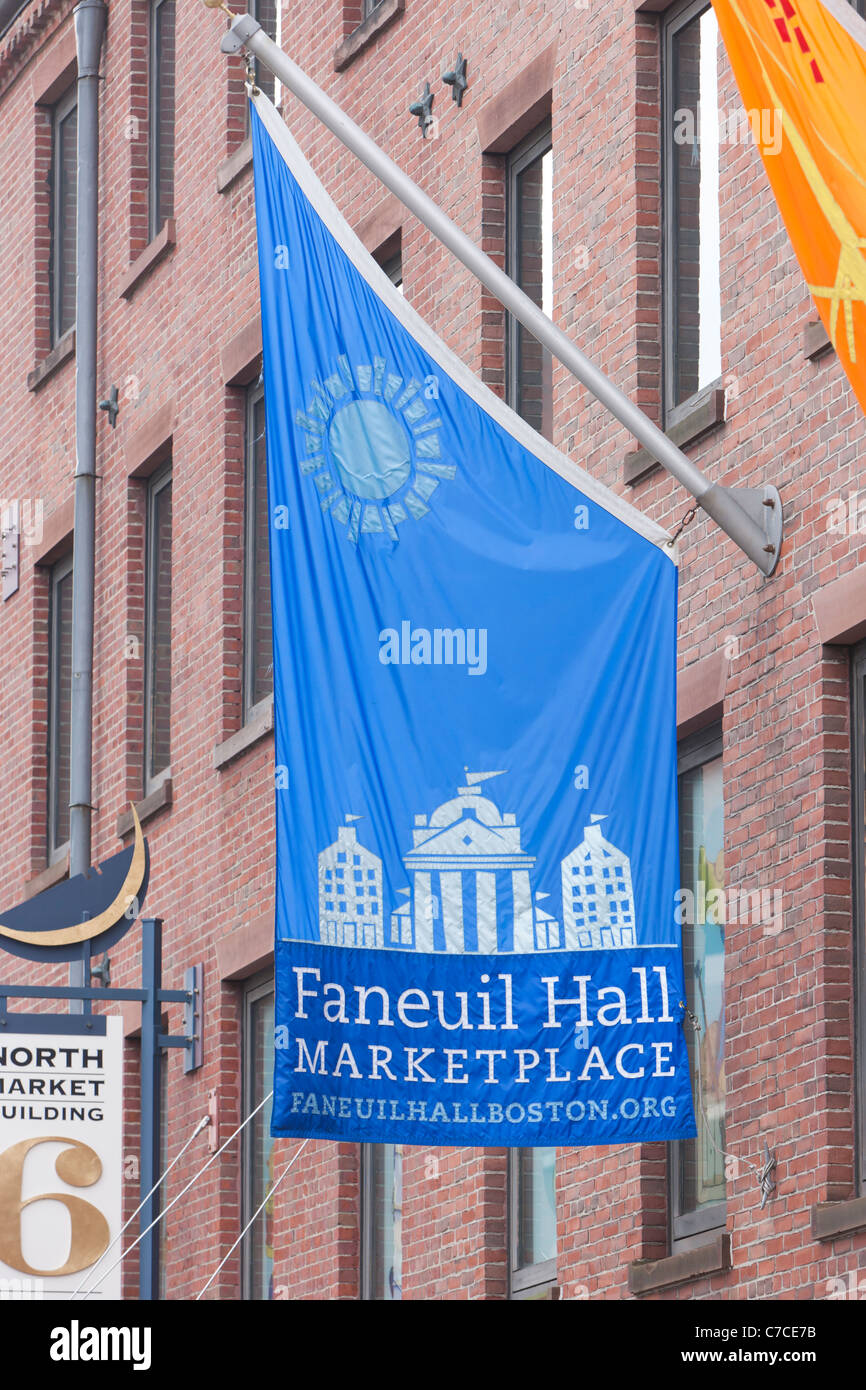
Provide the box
[0,1136,110,1277]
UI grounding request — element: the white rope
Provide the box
[77,1089,274,1299]
[195,1138,310,1300]
[72,1111,210,1300]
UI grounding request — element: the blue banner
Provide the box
[251,94,696,1147]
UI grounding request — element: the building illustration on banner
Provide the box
[314,771,636,953]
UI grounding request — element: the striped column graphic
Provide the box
[413,871,435,953]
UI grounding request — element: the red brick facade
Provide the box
[2,0,866,1301]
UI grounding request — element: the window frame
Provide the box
[360,1142,402,1301]
[505,120,553,434]
[670,720,727,1248]
[47,551,74,865]
[507,1148,557,1298]
[245,0,279,123]
[147,0,175,242]
[49,85,77,347]
[242,376,273,723]
[661,0,723,430]
[851,643,866,1192]
[144,463,172,795]
[240,970,276,1300]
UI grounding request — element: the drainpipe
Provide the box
[69,0,107,1004]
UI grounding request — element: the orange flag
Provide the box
[712,0,866,412]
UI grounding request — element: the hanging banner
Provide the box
[712,0,866,414]
[251,92,696,1147]
[0,1017,123,1299]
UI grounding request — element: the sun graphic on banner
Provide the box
[294,354,457,543]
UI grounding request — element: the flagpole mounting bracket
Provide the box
[698,482,783,577]
[220,12,260,54]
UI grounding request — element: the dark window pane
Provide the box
[51,98,77,343]
[252,0,278,105]
[150,0,176,237]
[364,1144,402,1300]
[668,5,721,409]
[244,988,275,1299]
[677,751,725,1219]
[516,1147,556,1269]
[245,388,273,713]
[48,561,73,855]
[507,132,553,440]
[379,252,403,292]
[147,475,172,782]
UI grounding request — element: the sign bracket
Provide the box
[0,918,202,1299]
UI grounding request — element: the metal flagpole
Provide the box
[215,11,782,575]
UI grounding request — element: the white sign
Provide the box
[0,1017,123,1300]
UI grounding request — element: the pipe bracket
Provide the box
[221,14,261,54]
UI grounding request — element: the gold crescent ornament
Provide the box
[0,806,146,947]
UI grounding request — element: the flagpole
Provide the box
[217,11,783,576]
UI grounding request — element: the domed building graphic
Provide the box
[403,771,535,953]
[314,775,636,953]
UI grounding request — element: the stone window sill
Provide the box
[217,137,252,194]
[24,854,69,899]
[116,777,173,838]
[334,0,404,71]
[628,1231,731,1295]
[623,387,726,487]
[119,219,177,301]
[27,328,75,392]
[217,909,275,980]
[214,697,274,769]
[804,319,833,361]
[812,1195,866,1241]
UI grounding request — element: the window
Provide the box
[148,0,176,240]
[508,1147,556,1297]
[374,236,403,294]
[662,1,722,425]
[360,1143,402,1299]
[47,553,73,862]
[50,87,77,345]
[671,724,726,1245]
[851,645,866,1191]
[379,251,403,292]
[242,974,275,1299]
[244,379,273,718]
[144,466,172,790]
[506,123,553,441]
[249,0,279,111]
